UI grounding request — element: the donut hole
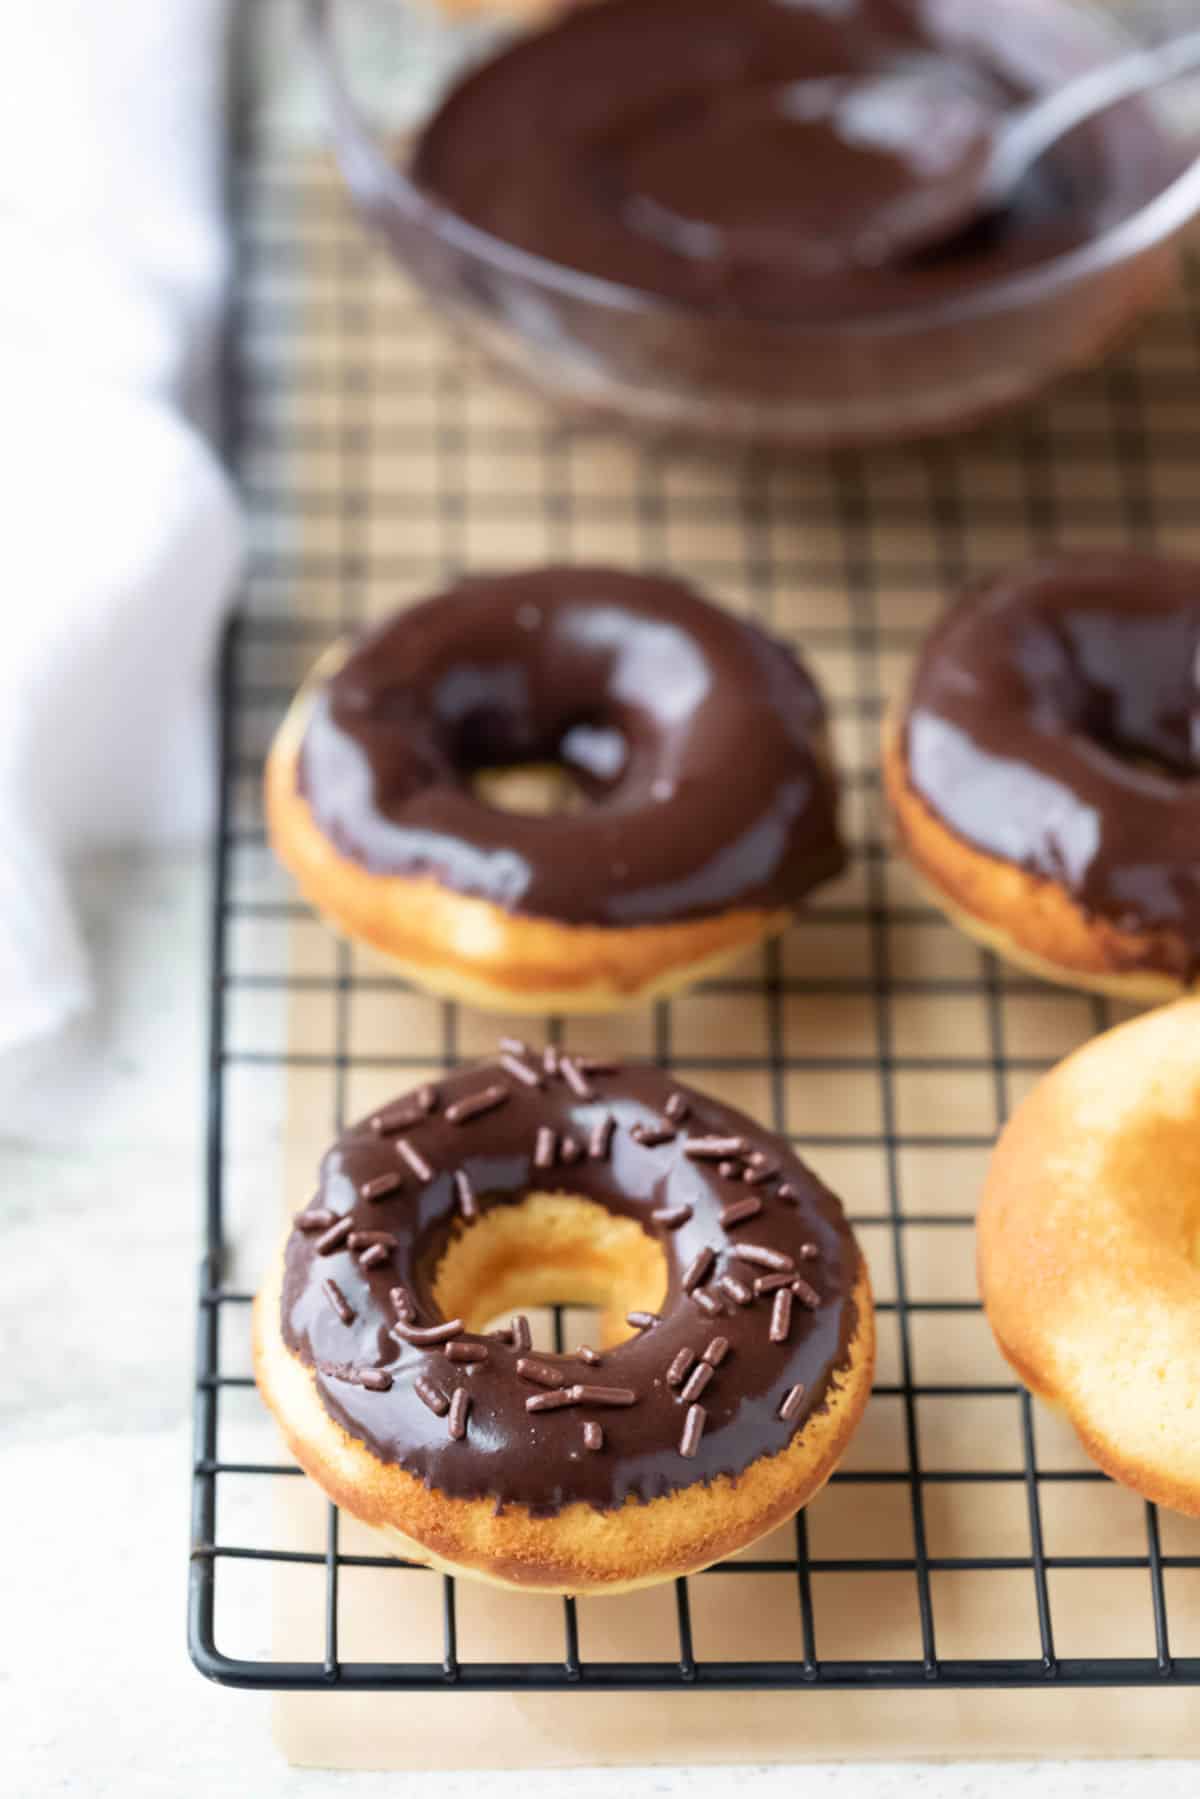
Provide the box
[430,1191,668,1348]
[462,717,629,815]
[1057,608,1200,782]
[471,763,588,816]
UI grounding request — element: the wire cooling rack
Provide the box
[189,41,1200,1690]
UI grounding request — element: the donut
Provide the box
[266,566,845,1012]
[253,1046,874,1593]
[884,552,1200,999]
[978,997,1200,1516]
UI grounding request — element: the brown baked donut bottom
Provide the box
[978,998,1200,1517]
[882,717,1195,1003]
[266,674,797,1015]
[253,1247,874,1595]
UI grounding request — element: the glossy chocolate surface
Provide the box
[412,0,1169,322]
[280,1057,862,1515]
[298,567,844,927]
[905,552,1200,975]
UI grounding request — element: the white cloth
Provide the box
[0,0,243,1051]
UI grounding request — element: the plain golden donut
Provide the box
[978,996,1200,1516]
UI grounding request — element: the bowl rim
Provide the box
[309,0,1200,339]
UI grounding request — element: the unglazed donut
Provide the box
[253,1046,874,1593]
[979,997,1200,1515]
[884,552,1200,999]
[266,567,844,1012]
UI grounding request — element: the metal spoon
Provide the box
[868,26,1200,263]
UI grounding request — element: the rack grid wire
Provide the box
[190,95,1200,1692]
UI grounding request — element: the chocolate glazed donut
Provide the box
[253,1050,874,1592]
[266,567,845,1011]
[884,551,1200,997]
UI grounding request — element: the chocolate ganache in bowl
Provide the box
[311,0,1200,445]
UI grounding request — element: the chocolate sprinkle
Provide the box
[527,1388,577,1413]
[626,1311,658,1330]
[583,1422,604,1452]
[679,1404,706,1458]
[691,1288,724,1317]
[799,1241,820,1260]
[517,1357,568,1389]
[542,1044,560,1077]
[560,1135,582,1164]
[777,1183,796,1203]
[734,1243,794,1272]
[396,1139,434,1183]
[680,1361,714,1403]
[348,1230,398,1250]
[778,1383,806,1422]
[454,1168,478,1222]
[314,1216,353,1256]
[666,1348,695,1388]
[665,1092,689,1122]
[360,1171,404,1203]
[295,1207,335,1233]
[392,1317,464,1346]
[445,1084,509,1125]
[718,1160,740,1179]
[370,1101,421,1135]
[390,1283,415,1323]
[684,1135,747,1161]
[357,1368,393,1392]
[632,1123,676,1147]
[533,1125,557,1169]
[652,1203,693,1230]
[321,1278,355,1325]
[587,1114,615,1160]
[702,1336,730,1367]
[792,1278,822,1310]
[577,1345,602,1366]
[682,1246,715,1293]
[415,1376,450,1416]
[720,1197,763,1228]
[570,1384,637,1407]
[743,1163,776,1186]
[753,1271,794,1297]
[498,1034,529,1054]
[499,1052,543,1089]
[560,1055,594,1100]
[770,1286,793,1343]
[717,1273,752,1307]
[446,1341,488,1364]
[448,1387,471,1440]
[417,1084,439,1115]
[512,1315,532,1353]
[358,1242,390,1271]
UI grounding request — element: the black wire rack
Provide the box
[189,29,1200,1692]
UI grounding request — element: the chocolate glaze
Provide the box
[280,1057,862,1515]
[904,552,1200,977]
[297,567,844,927]
[412,0,1170,322]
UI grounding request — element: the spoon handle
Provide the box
[987,26,1200,204]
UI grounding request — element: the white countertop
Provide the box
[3,846,1197,1794]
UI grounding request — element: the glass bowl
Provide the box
[308,0,1200,449]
